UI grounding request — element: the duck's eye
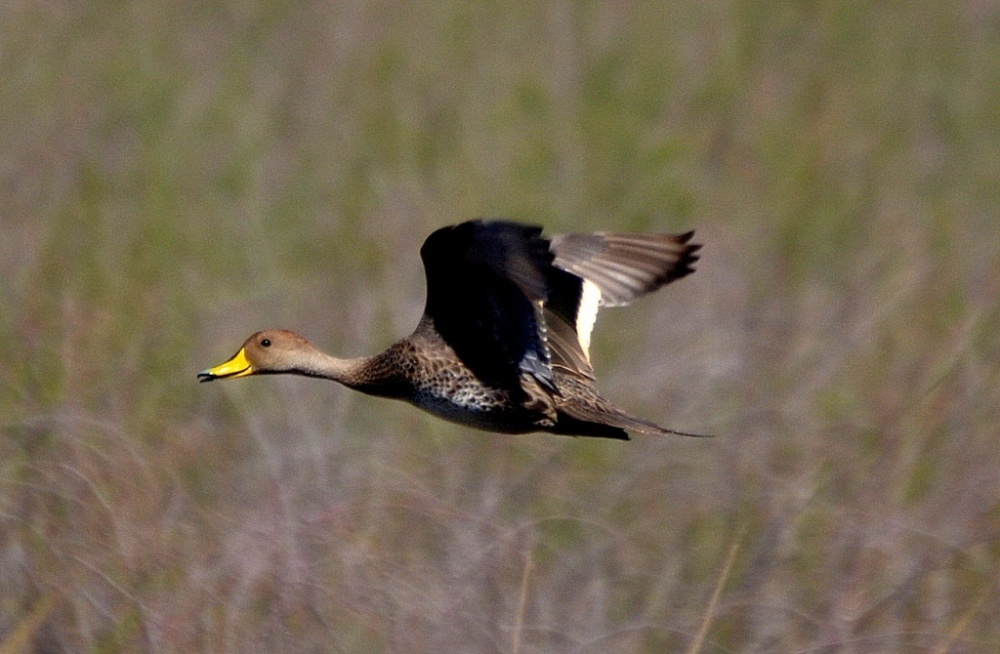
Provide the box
[261,338,271,347]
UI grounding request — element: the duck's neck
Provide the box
[296,350,406,398]
[295,351,369,383]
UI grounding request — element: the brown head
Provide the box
[197,329,322,382]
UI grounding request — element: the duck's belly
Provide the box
[410,388,536,434]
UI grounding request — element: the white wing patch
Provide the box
[576,279,602,362]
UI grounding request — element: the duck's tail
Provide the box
[557,398,711,439]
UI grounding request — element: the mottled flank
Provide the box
[200,219,704,439]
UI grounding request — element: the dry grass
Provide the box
[2,1,999,652]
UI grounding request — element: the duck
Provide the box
[198,219,705,440]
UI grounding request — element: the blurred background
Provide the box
[2,1,999,652]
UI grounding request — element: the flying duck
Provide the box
[198,219,704,440]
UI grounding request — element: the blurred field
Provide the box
[2,1,1000,652]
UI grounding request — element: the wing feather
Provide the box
[550,231,700,307]
[419,221,700,389]
[420,220,555,390]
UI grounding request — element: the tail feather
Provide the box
[548,415,631,440]
[557,397,710,438]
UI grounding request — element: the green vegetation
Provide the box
[2,1,999,652]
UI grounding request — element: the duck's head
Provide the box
[197,329,318,382]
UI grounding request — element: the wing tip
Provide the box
[663,230,702,283]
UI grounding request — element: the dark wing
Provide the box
[420,220,556,390]
[547,230,700,367]
[420,221,701,390]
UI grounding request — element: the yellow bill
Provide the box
[197,347,255,382]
